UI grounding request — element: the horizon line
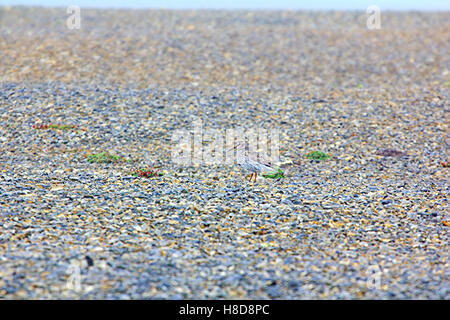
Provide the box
[1,5,450,12]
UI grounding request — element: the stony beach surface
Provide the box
[0,7,449,299]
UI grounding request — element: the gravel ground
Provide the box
[0,7,449,299]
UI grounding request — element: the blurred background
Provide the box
[1,0,450,10]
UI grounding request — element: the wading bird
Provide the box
[229,142,276,182]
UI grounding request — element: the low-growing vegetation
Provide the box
[306,151,331,161]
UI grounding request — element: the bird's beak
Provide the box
[226,144,239,153]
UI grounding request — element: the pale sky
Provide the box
[1,0,449,10]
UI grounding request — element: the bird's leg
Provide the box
[247,173,252,181]
[253,173,257,182]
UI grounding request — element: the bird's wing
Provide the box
[255,158,276,173]
[256,153,275,170]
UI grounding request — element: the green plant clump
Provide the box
[86,152,129,164]
[306,151,331,161]
[49,124,77,131]
[262,168,285,180]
